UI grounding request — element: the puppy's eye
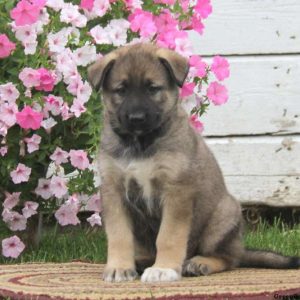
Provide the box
[147,85,162,94]
[113,86,126,96]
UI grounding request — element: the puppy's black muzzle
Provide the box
[127,111,146,126]
[118,99,161,135]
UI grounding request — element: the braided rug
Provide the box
[0,262,299,299]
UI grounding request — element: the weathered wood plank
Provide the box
[206,136,300,206]
[225,175,300,206]
[206,136,300,176]
[200,55,300,136]
[189,0,300,55]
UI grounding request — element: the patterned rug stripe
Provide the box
[0,262,299,300]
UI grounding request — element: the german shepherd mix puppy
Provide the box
[88,43,300,282]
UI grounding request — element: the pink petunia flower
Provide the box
[174,33,193,57]
[73,44,97,67]
[24,40,38,55]
[107,19,130,47]
[86,194,102,212]
[67,74,83,96]
[55,49,77,82]
[24,134,41,153]
[44,95,63,116]
[69,149,90,170]
[87,212,102,227]
[41,117,57,132]
[76,81,92,103]
[0,34,16,59]
[211,56,230,81]
[35,68,56,92]
[47,29,69,53]
[45,0,65,11]
[3,192,21,210]
[13,24,37,45]
[90,25,111,44]
[157,29,183,49]
[189,55,207,78]
[207,81,228,105]
[80,0,94,11]
[194,0,212,19]
[180,82,196,98]
[154,9,178,33]
[123,0,142,10]
[0,82,20,103]
[10,0,41,26]
[191,14,205,35]
[0,146,8,157]
[0,102,18,127]
[16,106,43,130]
[61,103,72,120]
[60,3,87,28]
[50,147,69,165]
[189,114,204,133]
[65,194,80,208]
[35,178,52,199]
[92,0,111,17]
[55,203,80,226]
[180,0,190,13]
[22,201,39,218]
[19,68,40,88]
[2,235,25,258]
[50,176,68,198]
[6,211,27,231]
[129,9,157,38]
[70,98,87,118]
[2,208,13,223]
[10,163,31,184]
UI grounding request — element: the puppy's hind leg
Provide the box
[182,256,229,276]
[183,195,244,277]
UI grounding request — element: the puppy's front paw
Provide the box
[103,267,138,282]
[141,267,181,282]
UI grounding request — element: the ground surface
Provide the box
[0,262,299,300]
[0,221,299,299]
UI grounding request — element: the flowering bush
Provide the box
[0,0,230,259]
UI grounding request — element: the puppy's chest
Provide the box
[120,159,162,215]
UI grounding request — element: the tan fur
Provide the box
[88,43,300,282]
[184,256,228,275]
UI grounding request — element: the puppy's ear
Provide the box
[87,52,117,91]
[156,48,189,87]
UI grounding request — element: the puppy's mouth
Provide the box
[113,122,162,137]
[113,112,162,137]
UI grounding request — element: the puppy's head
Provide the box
[88,43,189,136]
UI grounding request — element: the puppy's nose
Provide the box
[127,112,146,124]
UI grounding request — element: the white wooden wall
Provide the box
[190,0,300,206]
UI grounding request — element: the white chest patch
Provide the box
[124,159,155,200]
[116,158,157,214]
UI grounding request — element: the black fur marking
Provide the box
[124,196,161,255]
[135,258,155,275]
[123,178,162,257]
[111,118,170,158]
[240,249,300,269]
[215,221,241,254]
[288,256,300,269]
[98,60,116,91]
[126,178,143,203]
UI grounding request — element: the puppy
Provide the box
[88,43,300,282]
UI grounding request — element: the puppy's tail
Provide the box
[239,249,300,269]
